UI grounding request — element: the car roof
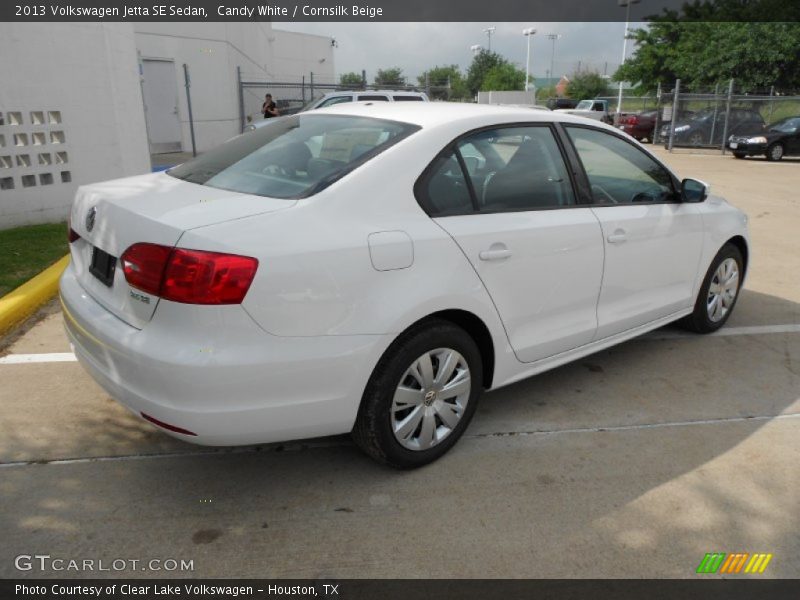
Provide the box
[311,101,613,130]
[322,90,426,96]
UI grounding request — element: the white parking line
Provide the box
[646,323,800,340]
[0,352,77,364]
[0,323,798,365]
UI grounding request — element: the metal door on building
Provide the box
[141,58,182,154]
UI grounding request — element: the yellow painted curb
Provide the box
[0,254,70,334]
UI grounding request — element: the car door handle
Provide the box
[479,246,512,261]
[607,230,627,244]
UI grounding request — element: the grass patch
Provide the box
[0,222,68,297]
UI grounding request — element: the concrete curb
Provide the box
[0,255,70,334]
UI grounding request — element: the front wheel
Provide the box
[680,243,744,333]
[353,320,483,468]
[766,143,784,161]
[733,152,746,159]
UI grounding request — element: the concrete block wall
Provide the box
[0,23,150,229]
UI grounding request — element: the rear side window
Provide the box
[417,151,474,216]
[417,125,576,216]
[459,126,575,211]
[168,114,419,199]
[358,95,390,102]
[394,96,424,101]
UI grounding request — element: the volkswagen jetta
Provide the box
[61,103,749,468]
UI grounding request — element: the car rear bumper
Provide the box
[60,264,388,446]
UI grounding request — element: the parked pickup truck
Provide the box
[555,99,614,124]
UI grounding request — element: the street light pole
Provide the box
[484,27,496,52]
[523,27,536,92]
[547,34,561,85]
[617,0,640,119]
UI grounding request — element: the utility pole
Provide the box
[617,0,641,119]
[484,27,496,52]
[547,34,561,84]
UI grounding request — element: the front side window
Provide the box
[565,126,675,204]
[168,115,419,199]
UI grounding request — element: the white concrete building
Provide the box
[0,22,334,229]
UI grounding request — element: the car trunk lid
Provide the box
[68,172,294,328]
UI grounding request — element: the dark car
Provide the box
[546,97,579,110]
[728,116,800,161]
[619,110,659,142]
[661,107,765,147]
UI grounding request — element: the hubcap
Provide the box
[707,258,739,323]
[770,145,783,160]
[391,348,471,451]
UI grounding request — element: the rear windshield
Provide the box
[168,114,419,199]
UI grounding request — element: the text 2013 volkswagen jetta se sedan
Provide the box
[61,103,749,468]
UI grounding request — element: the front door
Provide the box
[564,125,705,339]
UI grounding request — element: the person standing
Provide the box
[262,93,280,118]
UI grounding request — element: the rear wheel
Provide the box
[766,143,784,161]
[680,243,743,333]
[733,152,746,159]
[353,320,483,468]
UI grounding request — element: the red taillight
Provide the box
[68,227,80,243]
[120,243,258,305]
[121,243,172,296]
[162,248,259,305]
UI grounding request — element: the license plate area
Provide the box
[89,247,117,287]
[729,142,738,149]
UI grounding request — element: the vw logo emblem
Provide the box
[85,207,97,232]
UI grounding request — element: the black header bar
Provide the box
[3,0,800,22]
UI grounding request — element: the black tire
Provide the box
[733,152,746,159]
[680,243,744,334]
[766,143,784,162]
[352,319,483,469]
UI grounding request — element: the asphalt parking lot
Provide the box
[1,148,798,579]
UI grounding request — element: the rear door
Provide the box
[563,125,704,339]
[418,124,604,363]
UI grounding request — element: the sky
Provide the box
[274,22,646,84]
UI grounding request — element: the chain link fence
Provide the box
[598,81,800,153]
[236,70,453,133]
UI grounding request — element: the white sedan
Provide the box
[61,103,749,468]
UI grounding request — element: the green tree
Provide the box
[614,1,800,92]
[535,85,558,101]
[466,50,508,97]
[567,71,610,100]
[374,67,405,87]
[339,72,364,87]
[481,63,527,92]
[417,65,469,100]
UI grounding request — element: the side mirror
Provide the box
[681,178,710,203]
